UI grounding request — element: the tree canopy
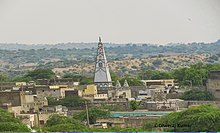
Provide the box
[129,100,141,111]
[26,68,55,80]
[47,96,86,108]
[143,104,220,131]
[139,63,220,86]
[0,108,31,132]
[73,107,110,124]
[12,68,55,82]
[180,89,215,101]
[44,114,85,132]
[63,73,93,85]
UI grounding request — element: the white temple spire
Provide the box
[123,80,129,87]
[115,80,121,88]
[94,37,112,88]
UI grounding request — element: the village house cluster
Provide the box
[0,38,220,128]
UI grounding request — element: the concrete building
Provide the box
[35,85,67,99]
[141,79,175,88]
[83,85,97,96]
[0,91,46,113]
[94,94,108,100]
[206,70,220,100]
[145,99,179,111]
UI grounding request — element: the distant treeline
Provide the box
[0,39,220,54]
[0,41,220,63]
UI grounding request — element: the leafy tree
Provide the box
[0,73,9,82]
[44,123,83,132]
[63,73,83,81]
[73,108,110,124]
[47,96,86,108]
[12,76,33,82]
[0,108,31,132]
[129,100,141,111]
[80,78,93,85]
[143,104,220,131]
[0,122,31,132]
[180,89,215,101]
[139,70,173,80]
[26,68,55,80]
[0,108,20,123]
[110,71,120,85]
[44,115,85,132]
[173,63,220,86]
[63,73,93,85]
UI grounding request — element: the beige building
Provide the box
[35,85,67,99]
[207,70,220,100]
[141,79,175,88]
[94,94,108,100]
[0,91,46,113]
[145,99,179,111]
[83,85,97,96]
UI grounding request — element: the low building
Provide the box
[35,85,67,99]
[65,89,82,97]
[145,99,179,111]
[94,94,108,100]
[0,91,46,113]
[97,116,159,128]
[83,85,97,96]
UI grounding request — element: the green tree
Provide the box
[0,122,31,132]
[26,68,55,80]
[44,114,85,132]
[0,108,20,123]
[63,73,93,85]
[129,100,141,111]
[0,108,31,132]
[73,108,110,124]
[47,96,86,108]
[143,104,220,131]
[173,63,220,86]
[139,70,173,80]
[12,76,33,82]
[0,73,9,82]
[180,89,215,101]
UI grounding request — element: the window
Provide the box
[42,90,44,92]
[98,62,102,67]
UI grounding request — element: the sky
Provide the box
[0,0,220,44]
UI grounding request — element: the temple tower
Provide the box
[94,37,112,91]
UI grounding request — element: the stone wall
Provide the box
[207,70,220,101]
[0,91,22,106]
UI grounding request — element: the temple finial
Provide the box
[99,37,101,42]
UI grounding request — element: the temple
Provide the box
[94,37,112,92]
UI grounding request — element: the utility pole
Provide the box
[85,101,90,127]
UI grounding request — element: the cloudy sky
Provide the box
[0,0,220,44]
